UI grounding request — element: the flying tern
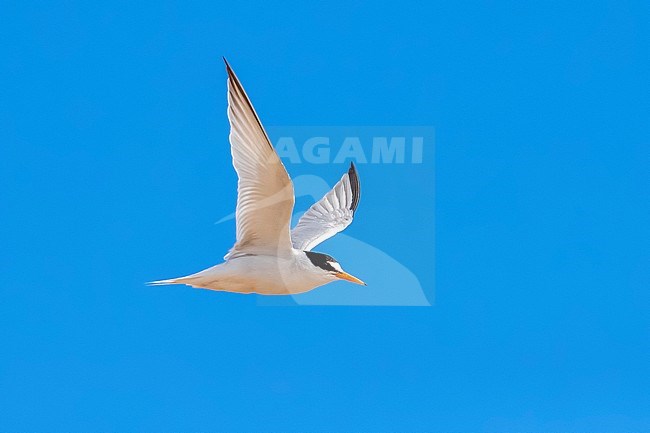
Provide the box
[149,59,365,294]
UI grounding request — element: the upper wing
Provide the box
[224,59,295,259]
[291,162,361,251]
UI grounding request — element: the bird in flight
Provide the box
[149,59,365,295]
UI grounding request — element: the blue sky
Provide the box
[1,1,649,431]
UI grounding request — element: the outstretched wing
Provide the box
[290,162,360,251]
[224,59,295,259]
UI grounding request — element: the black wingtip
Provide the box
[348,161,361,213]
[223,57,233,74]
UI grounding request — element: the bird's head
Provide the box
[304,251,366,285]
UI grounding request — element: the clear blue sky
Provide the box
[1,1,649,431]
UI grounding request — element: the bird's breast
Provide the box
[219,254,328,295]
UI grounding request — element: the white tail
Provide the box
[146,264,226,291]
[146,278,186,286]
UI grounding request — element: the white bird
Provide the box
[149,59,365,295]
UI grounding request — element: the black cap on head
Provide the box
[304,251,338,272]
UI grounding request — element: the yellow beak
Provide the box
[335,271,367,286]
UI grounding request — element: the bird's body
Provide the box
[152,251,335,295]
[150,59,365,295]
